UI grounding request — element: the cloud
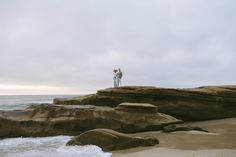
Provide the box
[0,0,235,94]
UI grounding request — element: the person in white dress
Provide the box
[113,69,118,87]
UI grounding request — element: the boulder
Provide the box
[66,129,159,151]
[0,103,182,138]
[163,124,208,133]
[54,85,236,121]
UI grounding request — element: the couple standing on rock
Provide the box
[113,68,123,87]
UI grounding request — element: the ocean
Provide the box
[0,95,112,157]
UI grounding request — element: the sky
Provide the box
[0,0,235,95]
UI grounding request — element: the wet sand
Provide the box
[112,118,236,157]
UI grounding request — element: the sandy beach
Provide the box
[112,118,236,157]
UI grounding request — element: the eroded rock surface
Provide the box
[0,103,181,138]
[66,128,159,151]
[54,86,236,121]
[116,102,158,113]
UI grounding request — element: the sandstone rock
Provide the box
[66,129,159,151]
[115,102,158,113]
[0,104,181,138]
[162,124,208,133]
[54,85,236,121]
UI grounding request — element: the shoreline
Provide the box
[112,148,236,157]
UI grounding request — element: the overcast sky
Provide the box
[0,0,235,94]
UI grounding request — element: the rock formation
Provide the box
[162,124,208,133]
[66,129,159,151]
[0,103,181,138]
[54,85,236,121]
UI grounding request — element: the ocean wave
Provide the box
[0,136,111,157]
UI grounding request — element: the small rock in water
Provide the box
[163,124,208,133]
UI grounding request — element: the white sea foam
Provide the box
[0,136,112,157]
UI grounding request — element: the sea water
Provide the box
[0,95,112,157]
[0,95,76,110]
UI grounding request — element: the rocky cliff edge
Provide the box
[54,85,236,121]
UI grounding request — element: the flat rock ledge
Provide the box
[54,85,236,121]
[0,103,182,138]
